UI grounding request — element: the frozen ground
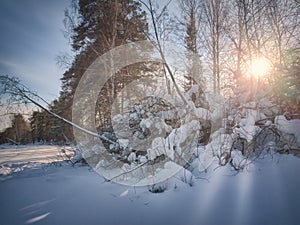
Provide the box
[0,145,300,225]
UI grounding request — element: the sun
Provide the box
[249,57,271,78]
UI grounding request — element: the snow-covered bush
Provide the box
[87,76,300,184]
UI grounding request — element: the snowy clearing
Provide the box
[0,145,73,177]
[0,145,300,225]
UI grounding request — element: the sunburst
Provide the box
[249,57,271,78]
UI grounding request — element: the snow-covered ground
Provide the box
[0,145,73,177]
[1,145,300,225]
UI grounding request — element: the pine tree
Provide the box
[0,114,31,144]
[55,0,149,140]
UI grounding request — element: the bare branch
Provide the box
[0,75,116,145]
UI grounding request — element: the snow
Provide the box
[275,115,300,145]
[196,145,215,172]
[235,125,262,142]
[0,145,73,177]
[26,212,51,224]
[207,130,233,157]
[194,107,211,120]
[186,84,199,97]
[146,120,200,161]
[0,145,300,225]
[147,137,165,160]
[230,150,250,169]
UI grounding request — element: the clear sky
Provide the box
[0,0,180,105]
[0,0,72,104]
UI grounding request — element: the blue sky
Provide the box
[0,0,72,103]
[0,0,180,105]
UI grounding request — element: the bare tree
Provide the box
[266,0,300,66]
[179,0,203,90]
[139,0,189,104]
[201,0,228,94]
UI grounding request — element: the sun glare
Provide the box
[249,57,271,78]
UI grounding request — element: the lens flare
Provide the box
[249,57,271,78]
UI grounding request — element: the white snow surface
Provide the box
[1,145,300,225]
[0,145,74,176]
